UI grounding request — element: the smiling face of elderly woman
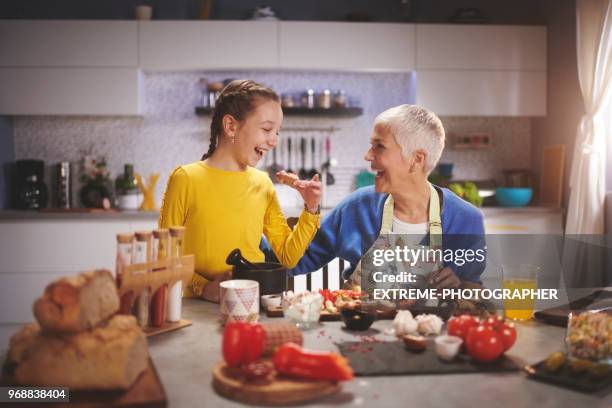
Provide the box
[364,105,445,194]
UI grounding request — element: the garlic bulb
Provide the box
[415,314,444,335]
[393,310,418,336]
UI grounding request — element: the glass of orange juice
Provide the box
[502,264,539,321]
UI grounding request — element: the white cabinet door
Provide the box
[416,24,546,71]
[279,22,415,72]
[416,70,546,116]
[0,67,142,115]
[139,21,278,70]
[0,20,138,67]
[0,219,153,324]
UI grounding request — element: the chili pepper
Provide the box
[273,343,354,382]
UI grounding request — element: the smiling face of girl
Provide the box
[229,98,283,168]
[202,80,282,169]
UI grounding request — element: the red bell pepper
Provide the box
[222,322,266,367]
[273,343,354,382]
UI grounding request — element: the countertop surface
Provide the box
[0,206,560,221]
[142,299,610,408]
[0,209,160,221]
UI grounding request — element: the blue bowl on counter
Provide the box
[495,187,533,207]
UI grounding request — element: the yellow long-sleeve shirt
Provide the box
[159,161,320,297]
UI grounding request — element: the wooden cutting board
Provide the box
[212,362,340,406]
[1,358,166,408]
[264,304,397,320]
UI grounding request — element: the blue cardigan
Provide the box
[287,186,486,283]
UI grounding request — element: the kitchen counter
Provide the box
[143,300,610,408]
[0,210,159,221]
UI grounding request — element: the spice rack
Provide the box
[117,254,195,337]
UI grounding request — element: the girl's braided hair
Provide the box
[201,79,280,160]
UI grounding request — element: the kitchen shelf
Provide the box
[195,106,363,117]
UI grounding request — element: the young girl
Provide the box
[159,80,321,302]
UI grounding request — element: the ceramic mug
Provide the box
[220,279,259,323]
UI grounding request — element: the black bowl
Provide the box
[232,262,287,296]
[340,308,375,331]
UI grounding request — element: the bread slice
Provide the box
[6,315,149,390]
[33,269,120,333]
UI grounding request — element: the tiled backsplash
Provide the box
[13,71,530,209]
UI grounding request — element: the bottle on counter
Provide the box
[150,229,169,327]
[134,230,152,328]
[167,226,185,322]
[116,233,135,315]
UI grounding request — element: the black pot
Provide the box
[232,263,287,295]
[226,249,287,295]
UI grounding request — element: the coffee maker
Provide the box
[15,159,48,210]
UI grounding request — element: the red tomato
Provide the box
[243,324,266,364]
[222,322,248,367]
[465,325,504,362]
[447,314,480,341]
[499,322,517,351]
[481,315,504,330]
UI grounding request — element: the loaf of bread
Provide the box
[33,269,120,333]
[6,315,149,390]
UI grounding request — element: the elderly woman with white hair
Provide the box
[288,104,486,289]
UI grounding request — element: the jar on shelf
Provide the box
[333,90,347,108]
[301,89,315,109]
[318,89,331,109]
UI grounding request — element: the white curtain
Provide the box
[566,0,612,235]
[563,0,612,288]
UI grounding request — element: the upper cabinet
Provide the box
[416,25,546,70]
[415,24,547,116]
[0,21,138,67]
[279,22,415,72]
[0,21,547,116]
[0,68,142,116]
[416,70,546,116]
[0,20,141,115]
[138,21,278,70]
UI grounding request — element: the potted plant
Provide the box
[115,163,141,211]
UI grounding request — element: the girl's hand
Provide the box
[293,174,322,213]
[201,272,232,303]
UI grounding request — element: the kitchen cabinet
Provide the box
[0,67,143,115]
[279,22,415,72]
[138,21,279,71]
[415,24,547,116]
[0,21,138,67]
[0,217,156,323]
[416,25,546,70]
[416,70,546,116]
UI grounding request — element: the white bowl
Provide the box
[434,335,463,361]
[261,294,282,309]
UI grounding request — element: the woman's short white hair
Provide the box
[374,104,445,174]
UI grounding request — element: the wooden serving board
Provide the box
[212,362,340,406]
[144,319,192,337]
[264,305,397,321]
[1,358,166,408]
